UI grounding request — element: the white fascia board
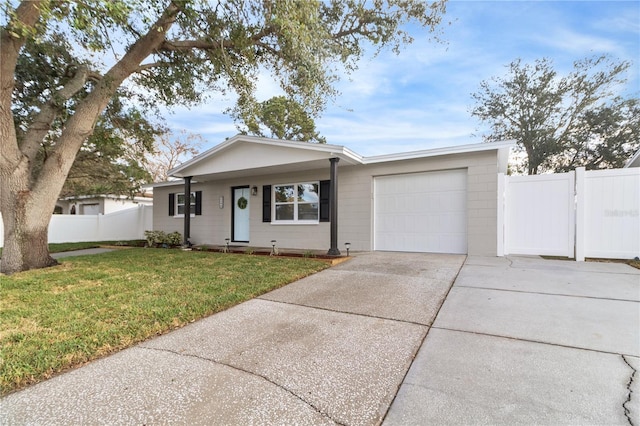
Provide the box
[362,140,516,164]
[146,180,197,188]
[169,134,363,178]
[624,148,640,168]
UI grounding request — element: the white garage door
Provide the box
[374,169,467,254]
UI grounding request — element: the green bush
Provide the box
[144,230,182,248]
[165,231,182,246]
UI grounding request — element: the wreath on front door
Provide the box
[237,196,248,209]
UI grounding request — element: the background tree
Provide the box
[1,0,447,274]
[145,130,203,183]
[470,55,639,174]
[234,95,327,143]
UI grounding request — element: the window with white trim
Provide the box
[176,192,196,216]
[274,182,319,222]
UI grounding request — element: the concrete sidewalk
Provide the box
[51,248,117,259]
[1,253,638,425]
[385,255,640,425]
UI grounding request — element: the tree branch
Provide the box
[32,1,183,205]
[1,1,46,171]
[20,65,96,162]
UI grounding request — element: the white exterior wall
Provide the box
[153,150,502,255]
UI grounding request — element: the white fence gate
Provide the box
[499,167,640,260]
[0,205,153,248]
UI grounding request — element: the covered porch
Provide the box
[168,135,362,255]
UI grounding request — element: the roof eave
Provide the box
[168,134,362,178]
[624,148,640,168]
[362,140,516,164]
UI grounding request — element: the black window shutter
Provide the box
[319,180,330,222]
[168,193,175,216]
[195,191,202,215]
[262,185,271,222]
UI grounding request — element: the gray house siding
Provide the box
[154,170,332,250]
[152,148,502,256]
[338,149,500,256]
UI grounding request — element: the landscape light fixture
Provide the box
[345,242,351,256]
[271,240,278,256]
[224,238,230,253]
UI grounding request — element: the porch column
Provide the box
[183,176,192,246]
[327,158,341,255]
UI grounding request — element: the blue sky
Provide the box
[166,1,640,156]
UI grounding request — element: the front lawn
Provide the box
[0,240,145,257]
[0,248,328,395]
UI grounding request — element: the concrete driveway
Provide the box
[385,255,640,425]
[1,252,638,425]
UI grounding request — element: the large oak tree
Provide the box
[1,0,447,274]
[471,56,639,175]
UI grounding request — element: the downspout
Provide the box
[183,176,192,247]
[327,158,341,255]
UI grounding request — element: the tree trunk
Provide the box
[0,2,182,274]
[1,167,58,274]
[524,143,539,175]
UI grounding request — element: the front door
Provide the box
[232,186,250,242]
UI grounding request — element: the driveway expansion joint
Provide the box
[257,297,433,327]
[455,285,640,303]
[431,326,638,358]
[380,257,464,424]
[622,355,637,426]
[138,345,344,425]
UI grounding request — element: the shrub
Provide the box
[144,230,165,247]
[165,232,182,247]
[144,230,182,248]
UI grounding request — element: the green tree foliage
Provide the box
[13,33,161,197]
[471,56,639,174]
[235,95,327,143]
[1,0,447,273]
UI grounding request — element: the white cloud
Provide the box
[529,28,624,57]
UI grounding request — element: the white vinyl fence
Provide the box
[0,205,152,248]
[498,167,640,260]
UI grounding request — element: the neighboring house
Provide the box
[55,193,153,215]
[151,135,513,256]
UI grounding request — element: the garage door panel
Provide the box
[374,170,467,254]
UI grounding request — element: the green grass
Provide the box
[0,248,328,395]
